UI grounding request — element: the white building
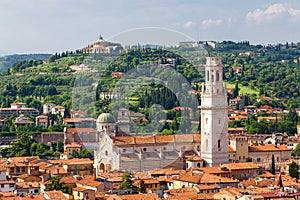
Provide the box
[200,57,228,167]
[0,103,39,119]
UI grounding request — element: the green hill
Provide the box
[0,54,51,72]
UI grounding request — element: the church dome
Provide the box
[97,113,116,123]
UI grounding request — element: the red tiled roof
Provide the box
[112,134,200,146]
[249,145,291,152]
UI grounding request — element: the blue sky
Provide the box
[1,0,300,54]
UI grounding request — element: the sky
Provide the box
[1,0,300,54]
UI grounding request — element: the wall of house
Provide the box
[249,150,291,163]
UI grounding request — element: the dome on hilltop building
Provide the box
[97,113,116,124]
[95,35,105,43]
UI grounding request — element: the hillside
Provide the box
[0,42,299,136]
[0,54,51,72]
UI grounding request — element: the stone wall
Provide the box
[32,133,64,143]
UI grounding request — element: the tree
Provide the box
[118,172,137,193]
[270,154,276,175]
[139,179,146,193]
[56,140,64,153]
[292,144,300,157]
[233,81,239,98]
[71,149,80,158]
[289,161,299,178]
[80,148,93,159]
[46,175,70,194]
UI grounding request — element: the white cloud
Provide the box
[201,19,222,28]
[246,3,300,24]
[184,21,196,28]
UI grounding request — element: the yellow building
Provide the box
[73,187,95,200]
[284,136,300,150]
[64,159,94,176]
[142,178,160,191]
[64,143,82,159]
[17,174,41,183]
[49,158,94,176]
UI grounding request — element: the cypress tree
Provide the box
[270,154,276,175]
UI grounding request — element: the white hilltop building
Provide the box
[82,35,123,54]
[93,56,230,174]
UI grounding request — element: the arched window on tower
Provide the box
[207,71,209,82]
[216,70,219,81]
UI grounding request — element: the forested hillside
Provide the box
[0,54,51,72]
[0,41,299,136]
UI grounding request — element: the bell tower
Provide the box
[200,57,228,167]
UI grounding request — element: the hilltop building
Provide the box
[82,35,123,54]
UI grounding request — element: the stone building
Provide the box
[228,135,249,162]
[200,57,228,166]
[82,35,123,54]
[117,108,131,134]
[94,133,201,173]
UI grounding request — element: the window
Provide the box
[216,70,219,81]
[123,149,126,152]
[207,71,209,81]
[34,189,39,194]
[105,151,108,156]
[205,118,208,124]
[206,139,208,150]
[1,184,4,188]
[218,119,221,124]
[143,148,147,152]
[218,140,221,150]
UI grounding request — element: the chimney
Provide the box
[93,168,97,181]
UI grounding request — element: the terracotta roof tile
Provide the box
[107,193,161,200]
[112,134,200,146]
[220,162,260,170]
[249,145,290,152]
[174,171,238,184]
[44,190,68,200]
[77,177,103,187]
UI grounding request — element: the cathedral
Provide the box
[93,57,229,174]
